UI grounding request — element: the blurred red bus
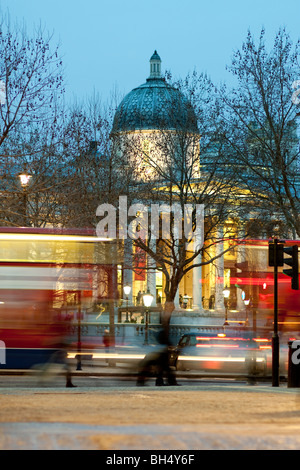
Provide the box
[0,228,118,369]
[230,239,300,333]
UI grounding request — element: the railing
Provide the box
[67,321,270,344]
[117,305,163,323]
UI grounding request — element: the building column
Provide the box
[192,236,204,312]
[236,230,246,313]
[123,239,133,304]
[174,286,180,309]
[147,240,157,306]
[215,227,225,312]
[172,243,180,310]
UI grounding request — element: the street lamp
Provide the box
[223,286,230,326]
[18,170,32,226]
[19,172,32,187]
[142,290,154,345]
[123,284,131,322]
[76,290,82,371]
[244,298,250,326]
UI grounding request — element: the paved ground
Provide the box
[1,369,300,450]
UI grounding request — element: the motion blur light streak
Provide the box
[67,352,145,360]
[196,344,240,348]
[178,355,265,363]
[0,233,111,242]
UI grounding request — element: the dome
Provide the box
[112,52,199,134]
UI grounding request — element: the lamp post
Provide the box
[76,290,82,371]
[142,290,154,345]
[244,298,250,326]
[18,170,32,226]
[223,286,230,326]
[123,284,131,322]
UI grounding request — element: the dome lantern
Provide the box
[149,50,162,79]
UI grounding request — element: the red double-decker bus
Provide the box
[0,227,118,369]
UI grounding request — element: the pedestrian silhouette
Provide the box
[137,328,179,386]
[103,328,114,365]
[136,291,142,305]
[33,314,76,388]
[35,341,76,388]
[103,329,111,352]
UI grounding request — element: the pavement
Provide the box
[1,363,300,450]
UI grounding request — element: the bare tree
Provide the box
[219,28,300,238]
[0,14,66,227]
[59,92,139,228]
[117,72,247,328]
[0,15,64,145]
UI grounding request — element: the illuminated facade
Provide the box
[112,52,239,316]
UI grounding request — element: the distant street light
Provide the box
[18,170,32,226]
[142,290,154,345]
[123,284,131,322]
[19,172,32,187]
[223,286,230,326]
[244,298,250,326]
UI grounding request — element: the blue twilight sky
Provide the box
[0,0,299,104]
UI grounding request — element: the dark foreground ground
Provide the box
[1,369,300,450]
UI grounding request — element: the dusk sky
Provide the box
[0,0,299,104]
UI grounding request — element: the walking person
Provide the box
[103,328,111,364]
[137,328,179,386]
[36,341,76,388]
[136,291,142,305]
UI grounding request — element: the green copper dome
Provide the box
[112,52,199,134]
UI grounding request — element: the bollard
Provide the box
[0,340,5,365]
[288,340,300,388]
